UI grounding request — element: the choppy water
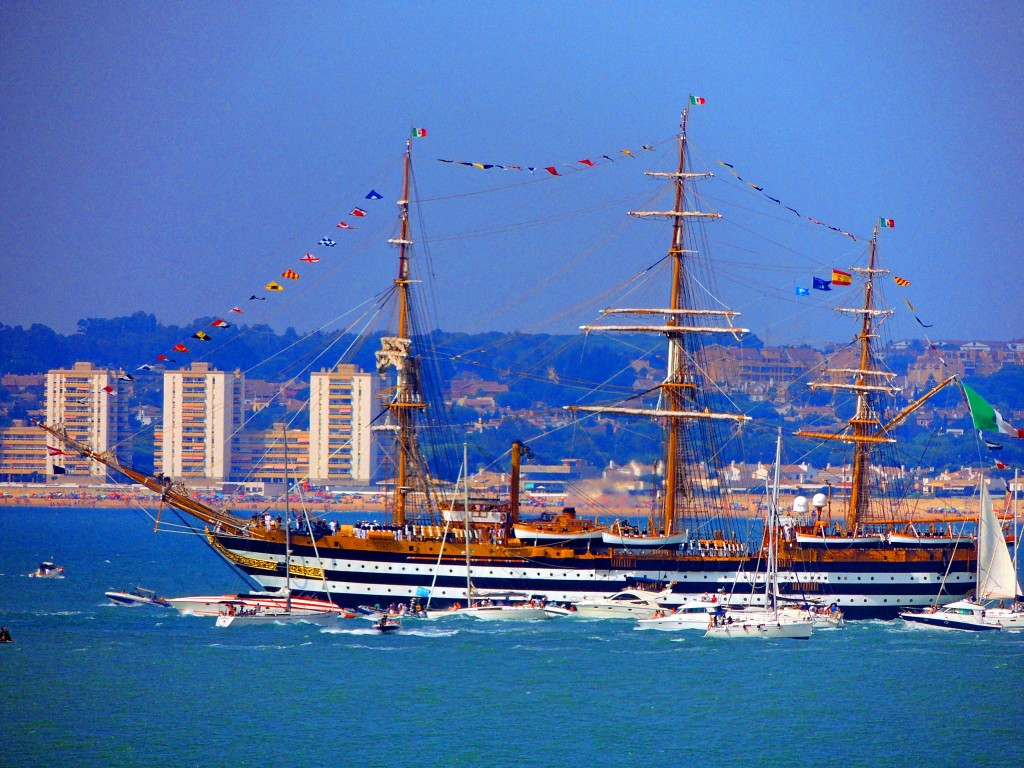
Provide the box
[1,506,1022,768]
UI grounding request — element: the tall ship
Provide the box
[41,111,980,618]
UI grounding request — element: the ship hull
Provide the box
[209,532,975,620]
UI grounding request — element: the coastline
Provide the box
[0,484,981,520]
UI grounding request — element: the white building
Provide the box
[308,363,380,484]
[45,361,131,477]
[159,362,244,481]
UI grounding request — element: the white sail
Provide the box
[977,484,1023,600]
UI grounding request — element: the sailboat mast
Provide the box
[662,108,689,533]
[566,105,749,542]
[283,424,292,612]
[463,443,472,604]
[847,228,880,531]
[395,140,413,525]
[769,428,783,608]
[377,139,425,527]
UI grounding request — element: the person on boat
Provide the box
[0,626,12,642]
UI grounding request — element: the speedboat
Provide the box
[28,561,65,578]
[105,586,171,608]
[778,601,844,629]
[635,600,722,630]
[168,592,347,618]
[899,599,1024,632]
[423,592,553,621]
[573,586,676,619]
[374,615,401,633]
[543,603,577,617]
[455,602,552,620]
[214,599,340,628]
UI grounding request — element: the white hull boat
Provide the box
[513,525,605,543]
[215,605,339,628]
[573,587,676,619]
[900,599,1003,632]
[705,618,813,639]
[167,593,345,618]
[28,561,65,578]
[105,587,171,608]
[601,530,688,549]
[900,485,1023,632]
[795,532,884,548]
[635,601,721,630]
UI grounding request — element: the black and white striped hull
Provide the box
[211,533,974,621]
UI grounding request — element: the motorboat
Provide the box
[214,599,340,628]
[167,592,348,618]
[542,603,577,617]
[431,592,553,621]
[453,602,552,621]
[778,603,844,629]
[573,586,676,619]
[105,586,171,608]
[900,484,1023,632]
[900,599,1006,632]
[374,615,401,633]
[28,561,65,578]
[635,600,722,630]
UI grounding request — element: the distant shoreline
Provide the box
[0,485,983,521]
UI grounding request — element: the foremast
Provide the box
[566,106,749,539]
[795,227,954,532]
[375,139,428,527]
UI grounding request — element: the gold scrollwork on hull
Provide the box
[206,531,278,572]
[205,531,324,580]
[288,562,325,580]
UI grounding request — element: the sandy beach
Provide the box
[0,483,985,521]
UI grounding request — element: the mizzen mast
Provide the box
[795,227,900,532]
[567,106,749,537]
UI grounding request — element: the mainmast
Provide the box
[566,106,749,537]
[375,139,426,526]
[795,227,899,532]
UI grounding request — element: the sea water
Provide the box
[1,506,1022,768]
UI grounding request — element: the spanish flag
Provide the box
[831,269,852,286]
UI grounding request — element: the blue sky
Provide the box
[1,1,1022,348]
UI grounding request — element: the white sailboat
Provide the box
[900,482,1023,631]
[437,445,551,621]
[706,432,814,640]
[216,426,340,629]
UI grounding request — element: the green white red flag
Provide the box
[963,383,1024,438]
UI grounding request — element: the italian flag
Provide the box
[963,383,1024,438]
[411,127,427,138]
[879,217,895,228]
[689,95,706,106]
